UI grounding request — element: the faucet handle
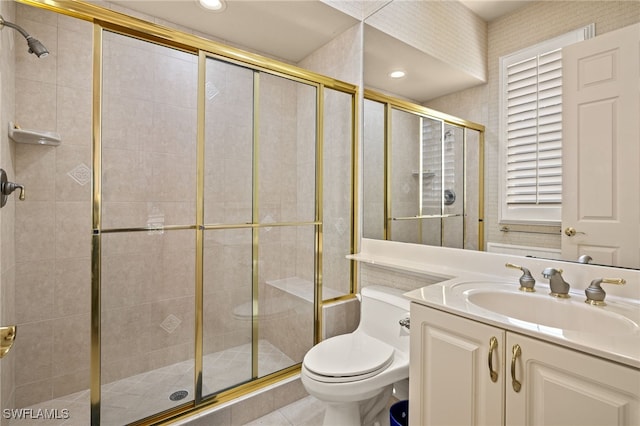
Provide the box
[585,278,626,306]
[505,263,536,292]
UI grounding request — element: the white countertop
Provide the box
[351,239,640,369]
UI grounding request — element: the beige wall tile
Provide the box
[55,201,91,259]
[101,95,153,151]
[52,368,90,399]
[56,85,92,148]
[15,77,56,132]
[54,257,90,317]
[14,379,53,409]
[152,51,198,109]
[230,389,275,425]
[15,201,55,262]
[16,3,57,26]
[51,313,90,377]
[57,27,92,91]
[13,321,53,386]
[101,305,151,365]
[15,260,55,323]
[15,144,56,201]
[102,34,155,102]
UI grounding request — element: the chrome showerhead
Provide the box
[26,36,49,58]
[0,14,49,58]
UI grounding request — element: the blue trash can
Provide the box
[390,400,409,426]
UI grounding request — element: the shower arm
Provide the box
[0,14,49,58]
[0,17,30,39]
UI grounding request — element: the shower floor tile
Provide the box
[8,340,294,426]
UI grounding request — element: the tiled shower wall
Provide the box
[0,0,17,420]
[12,4,93,407]
[9,1,361,413]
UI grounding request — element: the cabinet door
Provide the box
[506,333,640,425]
[409,305,505,426]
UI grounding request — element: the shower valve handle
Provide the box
[0,168,26,208]
[2,182,25,200]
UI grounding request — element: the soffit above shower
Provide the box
[107,0,359,63]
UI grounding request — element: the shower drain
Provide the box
[169,390,189,401]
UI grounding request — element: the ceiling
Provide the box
[109,0,359,62]
[460,0,533,22]
[109,0,532,102]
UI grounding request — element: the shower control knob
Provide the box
[0,168,25,208]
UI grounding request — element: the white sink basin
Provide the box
[406,280,640,367]
[465,289,639,335]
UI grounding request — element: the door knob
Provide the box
[564,227,585,237]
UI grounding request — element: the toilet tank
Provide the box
[357,285,411,353]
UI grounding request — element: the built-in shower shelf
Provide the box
[412,170,435,178]
[8,121,61,146]
[266,277,342,303]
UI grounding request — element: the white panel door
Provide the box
[562,23,640,267]
[506,333,640,426]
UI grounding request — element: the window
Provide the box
[499,24,594,224]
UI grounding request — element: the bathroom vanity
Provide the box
[350,239,640,426]
[408,301,639,425]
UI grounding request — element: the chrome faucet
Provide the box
[584,278,626,306]
[542,268,570,298]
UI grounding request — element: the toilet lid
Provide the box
[303,333,394,379]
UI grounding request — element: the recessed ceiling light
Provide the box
[389,71,406,79]
[199,0,226,12]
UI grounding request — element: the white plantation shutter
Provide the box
[505,49,562,204]
[499,24,594,224]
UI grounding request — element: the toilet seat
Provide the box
[303,333,394,383]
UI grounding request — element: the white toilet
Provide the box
[301,285,411,426]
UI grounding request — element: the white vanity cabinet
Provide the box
[409,303,640,426]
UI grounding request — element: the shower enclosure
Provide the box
[362,90,484,250]
[5,2,356,425]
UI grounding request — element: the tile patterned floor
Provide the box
[8,340,295,426]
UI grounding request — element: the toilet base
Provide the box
[321,385,393,426]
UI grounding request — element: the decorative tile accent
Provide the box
[67,163,91,186]
[160,314,181,334]
[262,214,274,232]
[146,206,165,235]
[206,81,220,100]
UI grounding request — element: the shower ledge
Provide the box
[266,277,342,303]
[9,121,61,146]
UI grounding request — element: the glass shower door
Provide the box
[100,31,198,424]
[202,57,254,395]
[201,60,317,396]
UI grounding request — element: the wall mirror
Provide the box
[361,1,639,270]
[362,90,484,250]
